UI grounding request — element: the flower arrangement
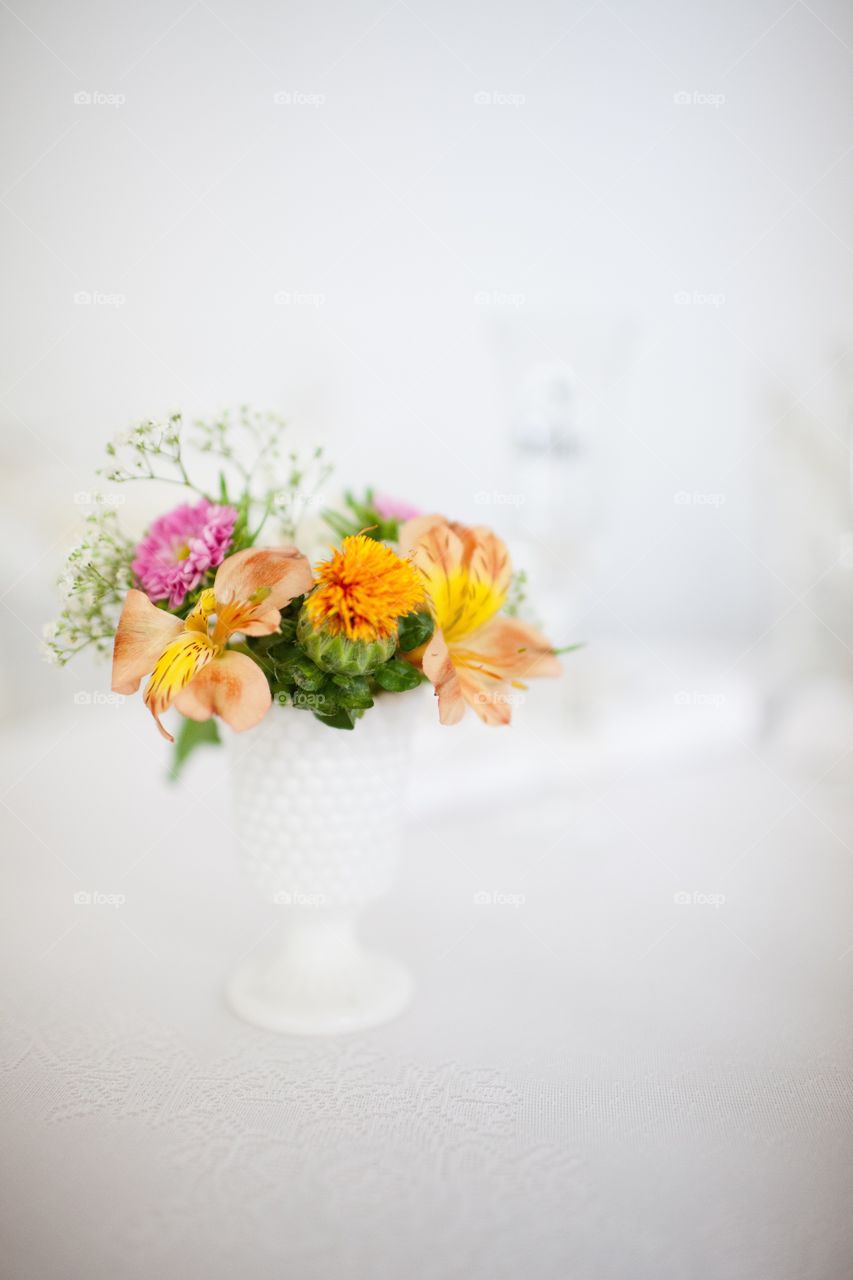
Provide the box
[46,410,567,772]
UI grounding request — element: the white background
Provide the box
[2,3,853,1278]
[2,0,853,709]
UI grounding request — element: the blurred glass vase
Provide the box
[225,696,414,1034]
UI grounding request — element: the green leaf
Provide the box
[289,654,326,691]
[372,658,423,692]
[321,489,401,543]
[322,509,356,540]
[329,674,374,709]
[169,717,220,781]
[277,611,300,643]
[397,610,434,651]
[313,707,357,729]
[270,639,303,665]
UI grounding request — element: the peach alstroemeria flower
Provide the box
[112,547,313,741]
[399,515,561,725]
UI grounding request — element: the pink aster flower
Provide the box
[373,493,420,522]
[132,499,238,609]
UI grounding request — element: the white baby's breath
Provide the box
[44,408,332,667]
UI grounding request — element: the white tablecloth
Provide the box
[2,705,852,1279]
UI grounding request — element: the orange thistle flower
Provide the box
[305,534,424,643]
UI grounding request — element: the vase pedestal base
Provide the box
[225,912,413,1035]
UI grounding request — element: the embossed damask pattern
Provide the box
[2,718,853,1278]
[2,1000,852,1280]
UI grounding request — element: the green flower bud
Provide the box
[296,605,396,676]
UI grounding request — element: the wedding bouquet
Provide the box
[46,410,565,771]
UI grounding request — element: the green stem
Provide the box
[249,495,274,543]
[62,635,113,659]
[122,471,212,500]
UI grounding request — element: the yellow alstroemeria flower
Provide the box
[112,547,314,740]
[399,515,561,725]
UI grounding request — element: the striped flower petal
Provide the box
[143,631,216,741]
[400,516,559,726]
[400,515,510,643]
[420,628,465,725]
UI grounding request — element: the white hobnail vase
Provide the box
[224,693,415,1035]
